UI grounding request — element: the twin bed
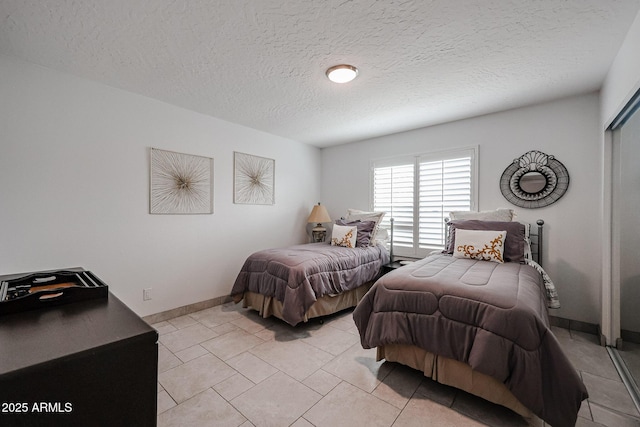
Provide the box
[230,242,389,326]
[230,209,588,427]
[231,209,390,326]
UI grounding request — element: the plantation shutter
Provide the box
[418,156,472,248]
[372,162,414,248]
[372,147,476,257]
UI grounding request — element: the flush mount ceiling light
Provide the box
[326,64,358,83]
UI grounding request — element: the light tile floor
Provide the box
[152,303,640,426]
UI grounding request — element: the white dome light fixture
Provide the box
[326,64,358,83]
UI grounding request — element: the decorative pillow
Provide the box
[445,220,527,263]
[523,222,533,262]
[448,208,515,222]
[331,224,358,248]
[453,229,507,263]
[345,209,386,245]
[335,219,376,247]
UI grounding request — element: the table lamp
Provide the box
[307,202,331,242]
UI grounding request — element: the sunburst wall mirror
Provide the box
[499,150,569,209]
[150,148,213,214]
[233,152,275,205]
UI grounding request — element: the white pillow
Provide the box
[346,209,385,245]
[331,225,358,248]
[453,229,507,263]
[448,208,515,222]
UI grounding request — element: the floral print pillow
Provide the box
[453,229,507,263]
[331,225,358,248]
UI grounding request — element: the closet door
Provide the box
[616,101,640,386]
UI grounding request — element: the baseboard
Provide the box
[142,295,233,325]
[549,315,599,337]
[621,329,640,346]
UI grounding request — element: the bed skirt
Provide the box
[377,343,543,427]
[237,281,374,323]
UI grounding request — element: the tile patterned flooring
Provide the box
[152,303,640,426]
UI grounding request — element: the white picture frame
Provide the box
[233,152,275,205]
[150,148,213,214]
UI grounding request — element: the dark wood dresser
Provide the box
[0,291,158,426]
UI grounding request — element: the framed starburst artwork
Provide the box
[150,148,213,214]
[233,152,275,205]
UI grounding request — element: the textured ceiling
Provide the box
[1,1,640,147]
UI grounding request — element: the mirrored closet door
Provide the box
[610,89,640,408]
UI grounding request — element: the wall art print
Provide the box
[150,148,213,214]
[233,152,275,205]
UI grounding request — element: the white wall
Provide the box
[322,93,602,324]
[601,10,640,126]
[0,54,322,317]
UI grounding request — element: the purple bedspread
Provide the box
[231,242,389,326]
[353,254,588,427]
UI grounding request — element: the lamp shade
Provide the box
[307,203,331,224]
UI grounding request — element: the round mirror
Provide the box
[500,150,569,209]
[519,171,546,194]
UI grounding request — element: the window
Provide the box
[372,147,477,257]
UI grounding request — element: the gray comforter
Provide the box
[231,242,389,326]
[353,254,588,427]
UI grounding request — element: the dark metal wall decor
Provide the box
[499,150,569,209]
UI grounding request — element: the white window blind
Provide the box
[373,163,414,249]
[372,148,476,257]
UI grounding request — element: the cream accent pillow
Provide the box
[453,229,507,263]
[449,208,515,222]
[331,225,358,248]
[346,209,385,245]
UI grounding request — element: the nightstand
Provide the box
[381,259,420,275]
[382,260,405,275]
